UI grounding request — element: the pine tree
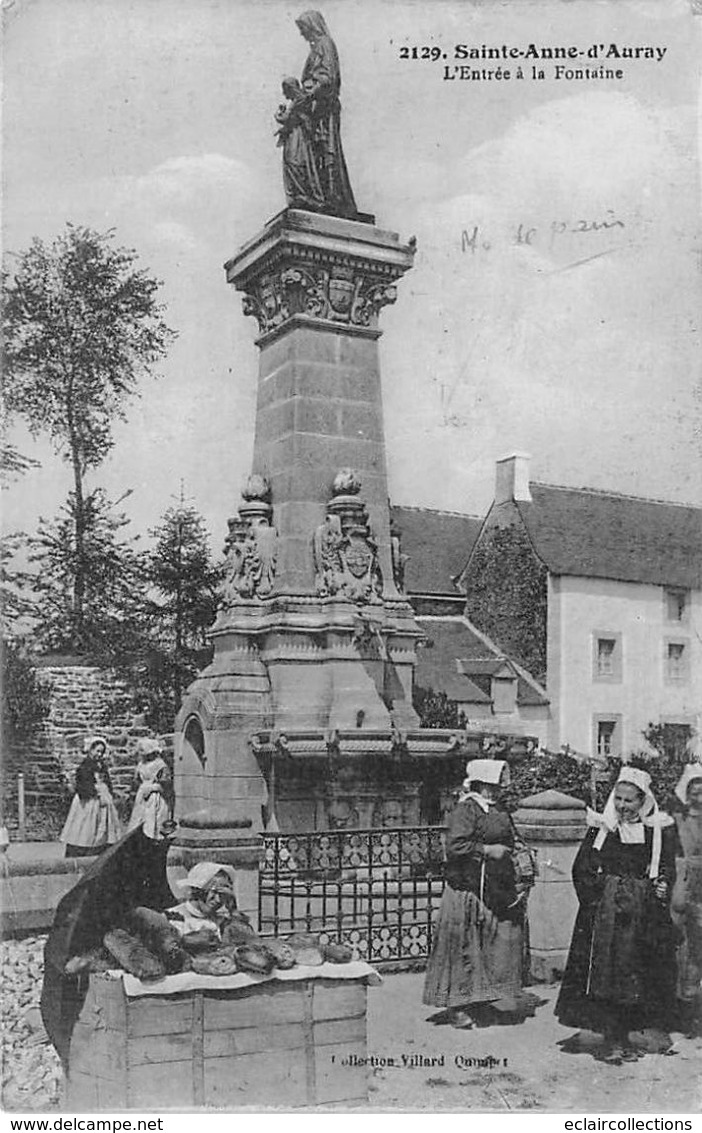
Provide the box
[143,497,222,714]
[28,488,148,658]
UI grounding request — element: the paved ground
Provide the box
[2,941,700,1114]
[2,842,66,865]
[3,851,700,1115]
[365,975,702,1113]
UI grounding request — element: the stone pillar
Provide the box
[513,789,587,983]
[225,209,415,600]
[217,207,423,737]
[173,207,424,855]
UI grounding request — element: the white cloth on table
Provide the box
[166,900,222,939]
[116,960,382,997]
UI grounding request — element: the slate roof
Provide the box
[415,616,549,708]
[389,506,482,596]
[516,484,702,590]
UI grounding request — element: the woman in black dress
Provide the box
[555,766,677,1062]
[60,736,122,857]
[423,759,535,1028]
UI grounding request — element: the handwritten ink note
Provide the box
[461,211,625,256]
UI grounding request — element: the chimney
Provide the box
[495,453,532,505]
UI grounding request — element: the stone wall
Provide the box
[3,663,171,835]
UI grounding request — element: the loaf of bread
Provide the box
[221,913,257,947]
[127,907,192,973]
[191,952,239,976]
[103,929,166,981]
[286,933,324,966]
[265,938,297,969]
[322,941,354,964]
[234,943,277,975]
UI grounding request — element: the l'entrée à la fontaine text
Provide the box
[397,42,668,82]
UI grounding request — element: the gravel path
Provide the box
[2,936,62,1112]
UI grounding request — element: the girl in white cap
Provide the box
[128,737,172,840]
[167,862,241,941]
[422,759,536,1028]
[555,765,677,1062]
[671,763,702,1033]
[60,736,122,857]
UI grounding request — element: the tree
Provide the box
[463,525,548,683]
[0,443,40,483]
[142,499,222,714]
[413,685,463,730]
[1,639,50,748]
[3,225,175,647]
[28,488,149,658]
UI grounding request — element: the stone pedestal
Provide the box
[173,208,537,857]
[174,208,432,842]
[513,789,587,982]
[225,207,414,607]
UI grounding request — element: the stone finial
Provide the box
[512,789,587,842]
[242,474,271,502]
[312,472,382,603]
[220,479,278,605]
[332,468,361,496]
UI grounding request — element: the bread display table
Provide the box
[66,962,379,1110]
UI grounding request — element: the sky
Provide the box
[3,0,702,555]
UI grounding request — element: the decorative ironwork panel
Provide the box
[259,825,446,965]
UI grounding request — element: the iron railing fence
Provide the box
[258,825,447,965]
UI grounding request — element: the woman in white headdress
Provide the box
[128,737,172,840]
[167,862,243,942]
[422,759,536,1028]
[60,735,122,857]
[671,763,702,1032]
[555,766,677,1062]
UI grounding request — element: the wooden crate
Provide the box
[66,973,369,1110]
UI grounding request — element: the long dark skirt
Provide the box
[556,875,677,1033]
[64,844,109,858]
[423,885,523,1009]
[676,857,702,1003]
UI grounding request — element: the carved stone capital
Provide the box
[225,210,415,342]
[239,260,400,337]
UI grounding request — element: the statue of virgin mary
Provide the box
[278,11,358,219]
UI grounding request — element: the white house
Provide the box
[459,455,702,760]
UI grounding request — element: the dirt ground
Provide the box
[363,974,702,1113]
[3,935,700,1114]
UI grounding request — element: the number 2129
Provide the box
[399,46,444,60]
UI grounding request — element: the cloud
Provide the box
[120,153,256,206]
[456,92,690,215]
[152,219,200,252]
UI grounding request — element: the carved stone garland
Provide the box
[312,469,382,604]
[220,475,278,605]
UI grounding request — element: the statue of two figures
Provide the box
[220,477,277,605]
[276,10,358,219]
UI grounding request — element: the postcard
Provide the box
[2,0,701,1118]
